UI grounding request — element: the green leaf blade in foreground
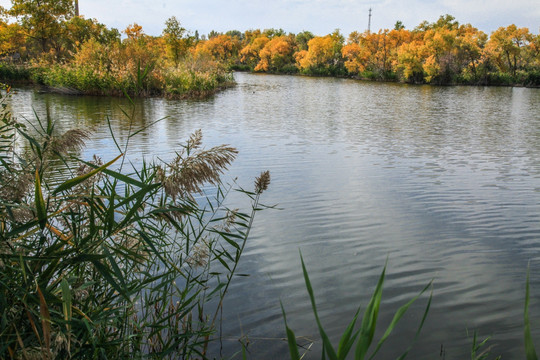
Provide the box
[52,153,123,194]
[355,262,386,360]
[525,266,538,360]
[300,253,338,360]
[369,281,433,360]
[337,308,361,359]
[281,301,301,360]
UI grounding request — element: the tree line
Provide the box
[0,0,539,91]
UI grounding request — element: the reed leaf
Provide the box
[281,301,301,360]
[53,153,123,194]
[355,261,386,360]
[337,308,361,359]
[37,284,52,359]
[300,253,339,360]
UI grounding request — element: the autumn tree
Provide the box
[486,25,533,76]
[0,21,26,59]
[455,24,487,79]
[341,31,371,74]
[396,40,426,82]
[263,28,286,39]
[193,34,240,67]
[56,16,119,58]
[296,30,345,75]
[254,35,296,72]
[239,35,269,69]
[8,0,74,56]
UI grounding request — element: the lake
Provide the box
[7,72,540,359]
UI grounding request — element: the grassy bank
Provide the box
[0,61,234,99]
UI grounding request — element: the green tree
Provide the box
[163,16,187,66]
[8,0,74,55]
[295,30,314,51]
[394,21,405,30]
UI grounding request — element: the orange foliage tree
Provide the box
[254,35,296,72]
[239,35,269,69]
[193,34,240,66]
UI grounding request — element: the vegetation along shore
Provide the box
[0,1,539,97]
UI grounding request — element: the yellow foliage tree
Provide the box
[193,34,240,66]
[0,22,26,59]
[296,31,343,74]
[239,35,269,69]
[254,35,295,72]
[396,40,426,81]
[486,25,533,75]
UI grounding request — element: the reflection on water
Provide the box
[7,73,540,359]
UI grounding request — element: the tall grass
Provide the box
[282,254,432,360]
[0,86,268,358]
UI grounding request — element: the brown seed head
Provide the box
[255,170,270,194]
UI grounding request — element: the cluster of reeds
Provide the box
[282,255,433,360]
[0,86,268,358]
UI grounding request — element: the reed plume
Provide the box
[156,130,238,200]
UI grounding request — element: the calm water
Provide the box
[8,73,540,359]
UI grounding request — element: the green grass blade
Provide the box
[90,259,129,300]
[396,286,433,360]
[369,281,432,360]
[128,116,167,139]
[53,153,123,194]
[300,253,338,360]
[525,266,538,360]
[61,278,72,324]
[355,262,387,360]
[77,158,147,188]
[281,301,301,360]
[106,115,123,154]
[337,307,361,360]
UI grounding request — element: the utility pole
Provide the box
[75,0,79,16]
[367,7,372,33]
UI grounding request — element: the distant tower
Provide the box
[367,7,372,33]
[75,0,79,16]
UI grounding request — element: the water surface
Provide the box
[8,73,540,359]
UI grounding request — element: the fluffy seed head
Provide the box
[255,170,270,194]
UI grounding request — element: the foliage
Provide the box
[283,254,432,360]
[8,0,74,57]
[0,89,269,358]
[254,35,296,73]
[295,30,346,75]
[163,16,189,67]
[0,8,539,93]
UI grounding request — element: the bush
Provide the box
[0,63,32,83]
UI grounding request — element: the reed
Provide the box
[0,87,268,358]
[282,254,432,360]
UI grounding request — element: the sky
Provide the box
[1,0,539,37]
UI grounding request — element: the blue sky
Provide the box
[1,0,539,37]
